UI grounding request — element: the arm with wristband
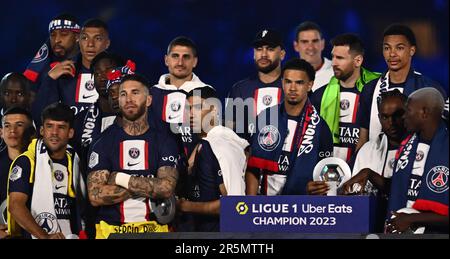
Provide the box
[109,166,178,199]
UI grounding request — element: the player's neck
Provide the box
[49,149,67,160]
[388,137,401,148]
[7,147,21,161]
[169,74,193,88]
[123,113,149,136]
[311,57,324,71]
[284,98,306,117]
[82,58,91,71]
[389,63,411,84]
[258,67,281,84]
[419,120,439,142]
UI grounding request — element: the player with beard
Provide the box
[246,58,333,195]
[225,29,286,141]
[87,74,179,238]
[8,103,85,239]
[151,36,213,159]
[32,18,111,126]
[311,33,380,163]
[23,14,80,94]
[344,88,448,234]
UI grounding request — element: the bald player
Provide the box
[343,87,448,234]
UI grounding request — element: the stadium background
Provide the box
[0,0,448,100]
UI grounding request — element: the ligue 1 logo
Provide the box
[236,202,249,215]
[129,147,140,159]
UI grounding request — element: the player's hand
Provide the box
[385,211,413,234]
[306,181,329,195]
[341,169,369,195]
[0,224,8,239]
[48,60,76,79]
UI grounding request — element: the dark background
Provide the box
[1,0,448,100]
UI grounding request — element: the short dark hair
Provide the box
[295,21,323,40]
[330,33,365,56]
[167,36,198,57]
[90,51,125,72]
[52,13,79,25]
[186,86,218,100]
[0,72,31,94]
[2,106,33,122]
[121,74,151,93]
[1,106,33,129]
[377,89,407,109]
[83,18,108,32]
[383,24,416,46]
[41,102,75,128]
[281,58,315,81]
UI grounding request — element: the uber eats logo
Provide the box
[236,202,249,215]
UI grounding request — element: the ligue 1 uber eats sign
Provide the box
[220,196,374,233]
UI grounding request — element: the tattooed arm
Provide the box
[87,170,132,207]
[110,166,178,199]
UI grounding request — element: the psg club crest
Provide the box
[54,170,64,182]
[415,151,424,162]
[35,212,58,233]
[170,101,182,112]
[85,80,95,91]
[129,147,140,159]
[426,166,449,194]
[340,99,350,111]
[31,43,49,63]
[258,125,281,151]
[262,95,273,106]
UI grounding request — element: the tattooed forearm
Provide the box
[87,170,131,206]
[127,166,178,199]
[122,115,149,136]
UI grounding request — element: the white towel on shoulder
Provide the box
[204,126,249,195]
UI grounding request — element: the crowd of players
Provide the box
[0,14,448,239]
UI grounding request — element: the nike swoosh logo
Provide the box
[339,115,348,118]
[127,162,140,167]
[168,114,180,120]
[55,185,65,190]
[413,166,421,169]
[83,94,95,99]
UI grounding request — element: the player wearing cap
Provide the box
[32,18,111,125]
[23,13,81,94]
[225,28,286,141]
